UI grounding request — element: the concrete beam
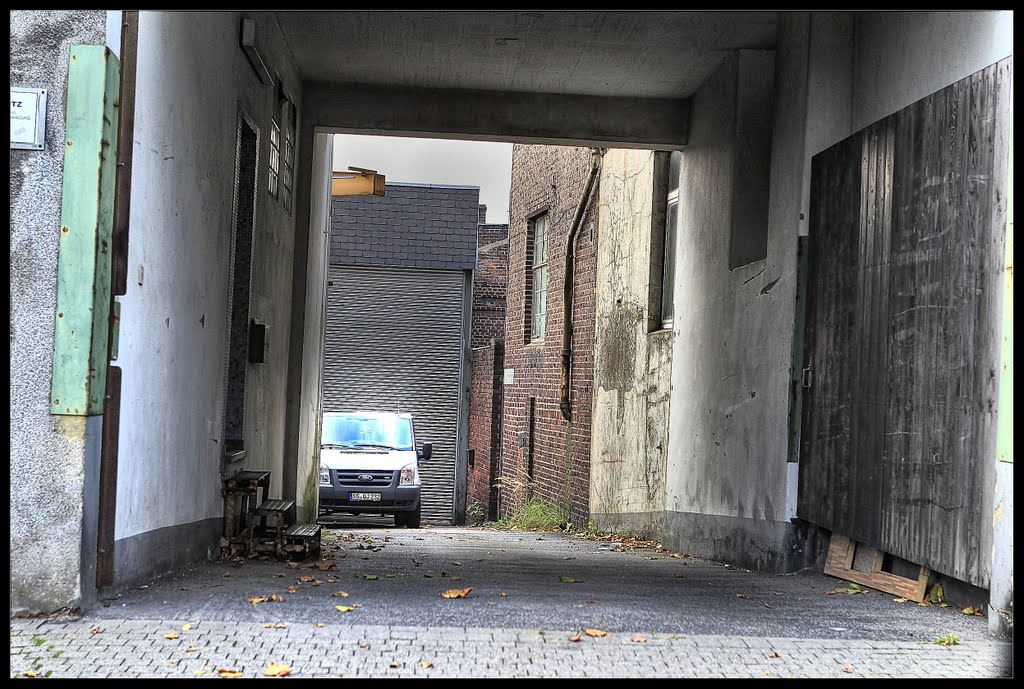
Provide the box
[304,81,689,150]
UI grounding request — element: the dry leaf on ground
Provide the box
[263,663,291,677]
[893,598,909,603]
[90,626,102,635]
[331,591,350,598]
[419,661,434,669]
[389,661,401,669]
[163,633,180,640]
[559,576,582,584]
[363,574,379,580]
[217,668,244,678]
[962,607,984,616]
[313,624,325,628]
[358,643,369,649]
[584,629,610,638]
[568,632,582,642]
[499,592,509,597]
[630,636,647,643]
[286,587,298,594]
[186,647,198,652]
[842,668,854,674]
[21,671,38,678]
[181,623,192,631]
[336,605,355,613]
[767,652,781,659]
[262,623,286,629]
[441,587,474,599]
[286,562,300,569]
[298,576,316,583]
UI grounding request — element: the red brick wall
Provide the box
[471,223,509,349]
[499,145,598,528]
[467,341,503,520]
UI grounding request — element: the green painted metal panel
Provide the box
[50,45,120,416]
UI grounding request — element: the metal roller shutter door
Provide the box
[323,265,464,524]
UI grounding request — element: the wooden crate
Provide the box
[824,534,930,602]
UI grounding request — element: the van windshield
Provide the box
[321,414,413,451]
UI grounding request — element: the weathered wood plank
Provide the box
[803,58,1010,588]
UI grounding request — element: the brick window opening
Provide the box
[648,151,680,331]
[268,118,280,199]
[524,212,549,343]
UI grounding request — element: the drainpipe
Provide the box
[559,148,604,421]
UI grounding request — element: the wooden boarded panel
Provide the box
[799,58,1010,588]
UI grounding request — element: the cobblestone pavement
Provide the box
[9,619,1011,678]
[9,526,1013,678]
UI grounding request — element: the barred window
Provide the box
[268,118,280,198]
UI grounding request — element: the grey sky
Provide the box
[332,134,513,224]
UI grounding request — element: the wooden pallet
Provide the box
[824,534,930,602]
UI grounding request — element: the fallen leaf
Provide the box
[286,562,300,569]
[194,670,205,676]
[487,601,495,606]
[827,582,870,595]
[499,592,509,597]
[327,578,337,584]
[336,605,355,613]
[21,671,39,678]
[358,643,369,649]
[263,663,291,677]
[842,668,853,674]
[630,636,647,643]
[560,576,582,584]
[450,576,462,581]
[298,576,316,583]
[217,668,244,678]
[419,661,434,669]
[262,623,286,629]
[271,595,284,602]
[772,591,783,596]
[168,659,180,666]
[287,586,298,594]
[963,606,984,616]
[316,562,336,571]
[163,633,180,640]
[186,647,198,652]
[735,593,747,599]
[314,624,325,628]
[331,591,350,598]
[764,602,773,609]
[585,599,598,605]
[918,600,933,607]
[181,623,192,631]
[452,561,462,566]
[584,629,610,638]
[670,553,682,558]
[248,596,269,605]
[363,574,379,581]
[90,626,102,635]
[568,632,582,642]
[893,597,909,603]
[767,652,782,659]
[389,661,401,669]
[441,587,474,599]
[273,573,285,578]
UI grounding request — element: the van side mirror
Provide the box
[418,443,432,461]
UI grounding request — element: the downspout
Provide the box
[559,148,604,421]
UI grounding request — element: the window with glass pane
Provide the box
[268,119,280,198]
[660,152,681,328]
[530,214,548,341]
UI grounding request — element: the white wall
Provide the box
[115,11,302,563]
[851,11,1013,134]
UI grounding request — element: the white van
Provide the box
[318,411,431,528]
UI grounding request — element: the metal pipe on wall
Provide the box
[559,148,603,421]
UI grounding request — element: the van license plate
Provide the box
[350,492,381,502]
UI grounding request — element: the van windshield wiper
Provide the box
[321,442,357,450]
[351,443,404,451]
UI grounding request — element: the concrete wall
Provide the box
[113,11,302,587]
[663,22,825,573]
[850,11,1013,134]
[9,9,110,614]
[590,149,672,538]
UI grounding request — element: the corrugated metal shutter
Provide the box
[323,265,465,524]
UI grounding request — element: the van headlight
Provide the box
[319,464,330,485]
[399,463,419,486]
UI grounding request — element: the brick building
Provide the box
[466,205,509,521]
[497,145,600,527]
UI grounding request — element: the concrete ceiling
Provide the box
[274,11,777,99]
